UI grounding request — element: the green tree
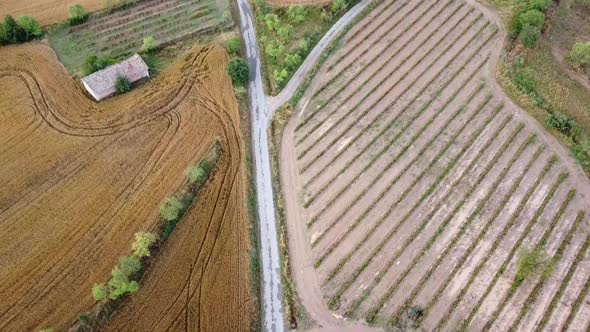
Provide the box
[115,76,132,94]
[141,36,157,53]
[331,0,346,14]
[264,13,280,32]
[277,24,294,42]
[118,255,142,275]
[227,58,249,86]
[160,196,183,221]
[132,232,157,258]
[265,40,285,59]
[226,37,241,56]
[518,9,545,30]
[92,283,108,301]
[108,266,139,299]
[273,68,289,84]
[546,111,575,135]
[285,53,302,70]
[527,0,550,11]
[569,42,590,67]
[186,166,207,184]
[68,4,88,25]
[2,15,27,44]
[287,5,307,24]
[519,24,541,48]
[17,16,42,39]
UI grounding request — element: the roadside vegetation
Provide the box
[252,0,360,94]
[491,0,590,174]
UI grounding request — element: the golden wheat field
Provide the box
[0,42,252,331]
[0,0,105,26]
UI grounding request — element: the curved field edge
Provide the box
[0,42,253,331]
[278,0,590,330]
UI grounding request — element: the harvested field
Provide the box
[280,0,590,330]
[0,42,251,331]
[0,0,103,26]
[50,0,231,73]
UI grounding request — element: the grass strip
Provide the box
[325,95,499,306]
[507,211,587,331]
[535,226,590,331]
[353,112,513,320]
[388,123,529,324]
[460,185,577,331]
[434,161,566,331]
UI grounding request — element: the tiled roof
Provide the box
[81,54,148,94]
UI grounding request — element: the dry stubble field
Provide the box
[0,42,251,331]
[282,0,590,330]
[0,0,104,26]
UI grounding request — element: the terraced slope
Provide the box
[280,0,590,329]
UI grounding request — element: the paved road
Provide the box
[235,0,373,330]
[266,0,373,115]
[237,0,285,331]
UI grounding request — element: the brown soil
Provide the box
[0,42,251,331]
[0,0,104,26]
[280,0,590,330]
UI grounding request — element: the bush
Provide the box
[520,24,541,48]
[186,166,207,184]
[0,15,27,45]
[285,53,302,70]
[287,5,307,24]
[512,66,537,95]
[273,68,289,84]
[228,58,249,86]
[546,111,575,135]
[226,37,241,56]
[68,4,88,25]
[527,0,550,11]
[115,76,132,94]
[519,9,545,29]
[17,16,43,39]
[514,247,554,287]
[132,232,157,258]
[264,13,280,31]
[81,55,115,76]
[569,42,590,67]
[331,0,346,14]
[108,266,139,299]
[141,36,157,53]
[160,196,183,221]
[277,24,294,42]
[92,283,108,300]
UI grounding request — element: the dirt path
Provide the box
[550,45,590,93]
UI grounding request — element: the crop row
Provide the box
[505,211,587,331]
[312,0,454,106]
[354,112,515,320]
[562,241,590,331]
[453,177,574,331]
[324,94,500,306]
[312,81,485,259]
[413,135,541,320]
[296,0,466,138]
[296,2,472,165]
[535,225,590,331]
[433,161,566,330]
[386,124,528,323]
[303,21,495,204]
[305,26,495,227]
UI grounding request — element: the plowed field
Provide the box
[0,0,103,26]
[281,0,590,330]
[0,42,251,331]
